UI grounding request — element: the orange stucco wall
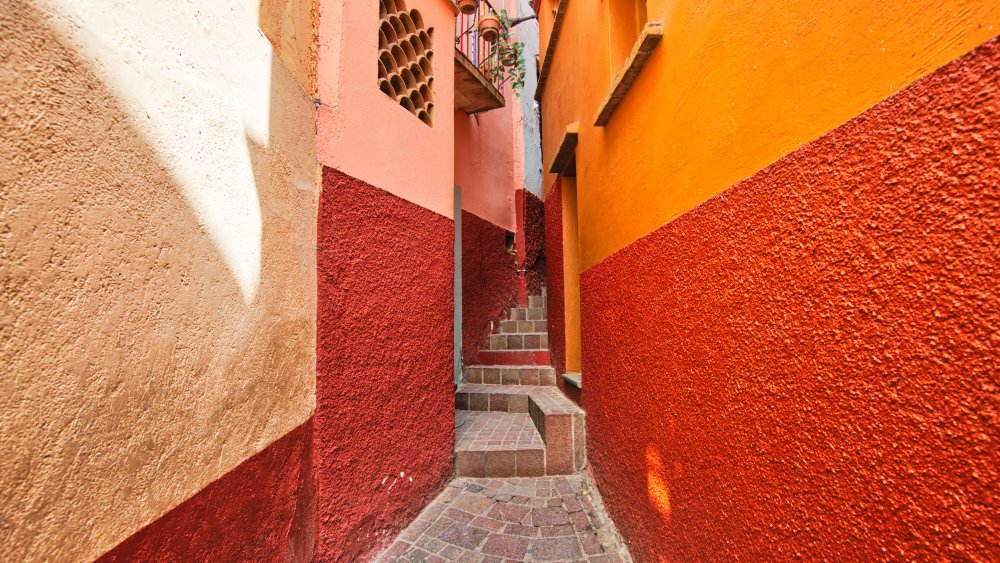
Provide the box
[560,177,582,373]
[316,0,457,219]
[538,0,999,270]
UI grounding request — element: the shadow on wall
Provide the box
[0,2,316,561]
[461,210,518,365]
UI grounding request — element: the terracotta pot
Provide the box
[457,0,479,15]
[478,14,501,43]
[501,44,518,66]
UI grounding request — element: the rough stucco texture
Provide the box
[581,39,999,561]
[98,421,316,562]
[0,2,317,561]
[543,180,567,384]
[520,189,547,298]
[462,210,518,365]
[317,168,455,561]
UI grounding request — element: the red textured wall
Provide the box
[462,209,518,365]
[317,168,454,561]
[98,421,316,562]
[519,189,547,298]
[582,39,999,561]
[543,180,570,395]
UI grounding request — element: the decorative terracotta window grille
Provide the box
[378,0,434,125]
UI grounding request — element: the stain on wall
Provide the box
[462,210,518,366]
[97,421,316,562]
[581,39,999,561]
[317,168,455,561]
[0,2,317,560]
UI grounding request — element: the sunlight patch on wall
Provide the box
[39,0,273,302]
[646,444,672,522]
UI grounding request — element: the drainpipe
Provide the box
[506,14,537,27]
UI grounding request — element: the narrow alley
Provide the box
[2,0,997,561]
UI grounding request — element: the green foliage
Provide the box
[494,9,527,96]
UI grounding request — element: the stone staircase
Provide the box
[455,292,586,477]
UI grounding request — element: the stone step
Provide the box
[489,333,549,351]
[455,410,546,477]
[456,384,585,475]
[477,349,550,366]
[528,294,546,308]
[508,307,546,321]
[498,319,548,334]
[465,365,558,386]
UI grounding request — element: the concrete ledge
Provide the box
[562,372,582,389]
[594,22,664,126]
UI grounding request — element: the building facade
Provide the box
[534,0,998,560]
[2,0,998,560]
[2,0,540,560]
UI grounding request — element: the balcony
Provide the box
[454,0,505,113]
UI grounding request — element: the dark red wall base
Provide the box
[98,421,316,563]
[317,168,455,561]
[516,189,547,302]
[462,210,518,365]
[543,180,568,392]
[582,39,999,561]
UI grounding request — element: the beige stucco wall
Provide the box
[0,1,318,561]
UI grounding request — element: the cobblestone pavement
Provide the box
[374,474,633,562]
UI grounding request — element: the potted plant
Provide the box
[499,40,519,66]
[457,0,479,15]
[494,11,527,96]
[478,12,501,43]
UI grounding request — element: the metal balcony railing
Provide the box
[455,0,504,91]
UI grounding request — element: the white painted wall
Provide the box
[516,0,544,197]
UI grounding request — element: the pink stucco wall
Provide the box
[454,0,525,231]
[316,0,457,219]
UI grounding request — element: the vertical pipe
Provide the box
[453,185,463,385]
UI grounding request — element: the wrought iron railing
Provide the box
[455,0,505,92]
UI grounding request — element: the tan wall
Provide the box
[0,1,318,560]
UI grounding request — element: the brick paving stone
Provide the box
[579,532,603,556]
[563,495,583,513]
[570,511,592,532]
[540,524,574,537]
[376,474,631,562]
[455,411,545,452]
[528,537,581,561]
[471,516,505,532]
[488,503,531,523]
[503,523,540,537]
[438,522,490,550]
[439,545,465,560]
[531,507,571,526]
[482,535,530,559]
[452,494,496,515]
[444,508,476,523]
